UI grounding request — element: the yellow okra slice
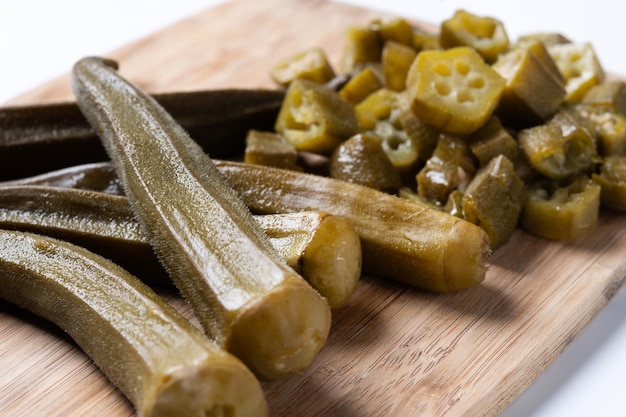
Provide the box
[216,160,490,293]
[440,9,509,63]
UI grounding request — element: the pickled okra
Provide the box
[518,112,599,180]
[270,47,335,87]
[0,230,268,417]
[244,130,301,171]
[355,88,420,172]
[329,133,402,193]
[521,176,600,240]
[592,156,626,211]
[548,42,605,102]
[215,160,490,293]
[582,80,626,115]
[564,103,626,157]
[0,184,362,307]
[341,24,382,73]
[416,134,474,204]
[382,41,417,92]
[0,88,284,180]
[338,66,384,104]
[440,9,509,63]
[72,57,331,380]
[406,46,506,135]
[462,155,526,249]
[493,40,566,127]
[275,78,359,154]
[373,17,414,46]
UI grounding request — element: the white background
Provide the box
[1,1,625,416]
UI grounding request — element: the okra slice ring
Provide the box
[216,160,490,293]
[548,42,605,102]
[439,9,509,63]
[461,155,526,249]
[406,46,506,135]
[0,230,268,417]
[493,40,566,128]
[274,78,359,155]
[521,176,601,240]
[270,47,335,87]
[72,57,331,380]
[355,88,420,173]
[0,88,284,181]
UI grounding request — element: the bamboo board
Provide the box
[1,0,625,416]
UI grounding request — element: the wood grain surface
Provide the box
[1,0,625,416]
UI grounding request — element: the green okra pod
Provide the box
[0,230,268,417]
[71,56,331,380]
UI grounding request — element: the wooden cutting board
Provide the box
[1,0,625,416]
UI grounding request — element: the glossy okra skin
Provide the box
[592,156,626,211]
[0,230,268,417]
[521,176,600,240]
[0,184,169,287]
[215,160,490,293]
[462,155,526,249]
[71,57,331,380]
[329,133,402,193]
[0,88,283,180]
[0,184,361,308]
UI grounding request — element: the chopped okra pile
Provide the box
[254,9,626,249]
[1,8,626,416]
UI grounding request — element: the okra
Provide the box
[0,184,361,307]
[72,57,331,380]
[592,156,626,211]
[521,176,600,240]
[0,88,283,180]
[440,9,509,63]
[406,46,506,135]
[0,230,268,417]
[493,40,566,127]
[215,160,490,293]
[461,155,526,249]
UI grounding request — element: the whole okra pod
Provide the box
[71,56,331,380]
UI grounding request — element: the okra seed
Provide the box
[435,80,452,96]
